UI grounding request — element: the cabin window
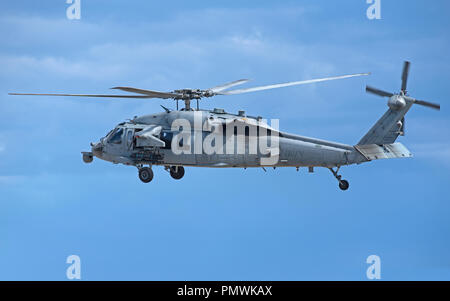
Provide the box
[126,129,134,147]
[160,131,173,149]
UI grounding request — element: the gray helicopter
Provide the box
[9,61,440,190]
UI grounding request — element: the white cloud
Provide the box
[0,6,380,89]
[0,15,104,46]
[0,54,129,81]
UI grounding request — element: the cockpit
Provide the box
[107,127,124,144]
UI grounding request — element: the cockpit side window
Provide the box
[108,128,124,144]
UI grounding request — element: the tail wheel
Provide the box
[138,167,153,183]
[339,180,349,191]
[170,166,185,180]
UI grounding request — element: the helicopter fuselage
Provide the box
[86,109,368,170]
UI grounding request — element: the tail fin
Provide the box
[357,103,412,145]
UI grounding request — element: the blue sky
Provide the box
[0,0,449,280]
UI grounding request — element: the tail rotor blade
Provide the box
[401,61,410,93]
[366,86,394,97]
[414,99,440,110]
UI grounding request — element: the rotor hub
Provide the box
[388,95,406,110]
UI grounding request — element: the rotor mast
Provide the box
[184,98,191,110]
[173,89,202,110]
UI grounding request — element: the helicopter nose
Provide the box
[91,141,103,156]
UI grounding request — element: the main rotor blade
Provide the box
[401,61,411,93]
[366,86,394,97]
[218,73,370,95]
[208,79,250,93]
[111,87,181,99]
[8,92,153,98]
[414,99,440,110]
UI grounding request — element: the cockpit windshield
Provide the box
[107,127,124,144]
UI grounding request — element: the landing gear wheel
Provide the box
[170,166,185,180]
[138,167,153,183]
[339,180,349,191]
[329,167,350,191]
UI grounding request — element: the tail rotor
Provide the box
[365,61,440,111]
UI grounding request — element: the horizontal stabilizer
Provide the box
[355,143,412,161]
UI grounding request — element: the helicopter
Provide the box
[9,61,440,190]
